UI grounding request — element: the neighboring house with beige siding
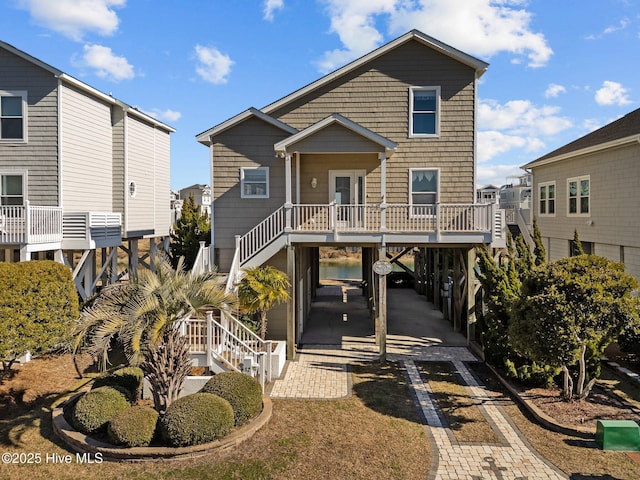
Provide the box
[523,107,640,279]
[197,30,505,359]
[0,40,174,298]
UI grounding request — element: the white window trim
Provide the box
[409,86,440,138]
[409,167,439,217]
[241,167,269,199]
[0,90,28,143]
[0,170,27,206]
[538,181,556,217]
[567,175,590,217]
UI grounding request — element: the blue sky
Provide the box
[1,0,638,190]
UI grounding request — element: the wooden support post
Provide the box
[377,246,387,361]
[286,245,296,360]
[442,250,450,321]
[149,239,158,272]
[129,239,139,280]
[433,249,440,309]
[453,249,462,333]
[467,247,477,342]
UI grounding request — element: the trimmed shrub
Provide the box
[92,366,144,401]
[200,372,263,425]
[160,393,234,447]
[0,261,78,369]
[107,405,159,447]
[71,386,130,434]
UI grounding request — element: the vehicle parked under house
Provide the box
[196,30,505,360]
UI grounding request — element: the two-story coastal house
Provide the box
[0,41,174,298]
[197,30,502,359]
[523,107,640,280]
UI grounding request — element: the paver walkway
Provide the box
[269,345,567,479]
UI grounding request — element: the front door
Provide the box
[329,170,365,227]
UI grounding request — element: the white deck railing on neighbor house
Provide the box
[0,203,63,245]
[182,311,272,390]
[191,241,214,277]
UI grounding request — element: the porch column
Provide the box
[379,152,387,232]
[466,247,477,342]
[286,245,296,360]
[376,246,387,361]
[284,152,292,232]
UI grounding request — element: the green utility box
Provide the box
[596,420,640,451]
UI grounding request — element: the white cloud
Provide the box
[194,45,234,84]
[16,0,125,41]
[314,0,553,72]
[476,98,571,164]
[146,108,181,123]
[594,80,632,106]
[77,44,134,81]
[586,18,630,40]
[544,83,566,98]
[479,99,572,136]
[476,163,527,188]
[264,0,284,21]
[315,0,395,73]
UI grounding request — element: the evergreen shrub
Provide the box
[200,372,263,425]
[107,405,158,447]
[71,386,130,434]
[160,393,234,447]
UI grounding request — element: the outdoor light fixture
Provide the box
[311,177,318,188]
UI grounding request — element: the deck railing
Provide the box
[0,203,63,244]
[182,311,272,389]
[235,202,495,267]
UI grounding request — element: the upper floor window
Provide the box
[241,167,269,198]
[409,87,440,137]
[1,173,25,205]
[1,91,27,142]
[409,168,438,216]
[568,176,589,216]
[538,182,555,216]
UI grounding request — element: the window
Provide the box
[409,87,440,137]
[0,91,27,141]
[241,167,269,198]
[409,168,438,215]
[128,181,137,198]
[538,182,555,215]
[567,176,589,215]
[1,173,25,205]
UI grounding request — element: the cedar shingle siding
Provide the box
[211,39,479,269]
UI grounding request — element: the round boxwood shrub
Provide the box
[200,372,262,426]
[92,366,144,401]
[107,405,159,447]
[71,386,130,434]
[160,393,234,447]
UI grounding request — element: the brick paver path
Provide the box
[270,345,568,479]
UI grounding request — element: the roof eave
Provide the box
[523,134,640,169]
[263,29,488,115]
[196,107,297,146]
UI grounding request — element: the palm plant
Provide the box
[236,266,290,340]
[74,254,233,414]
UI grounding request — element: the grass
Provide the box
[0,355,430,480]
[418,361,500,443]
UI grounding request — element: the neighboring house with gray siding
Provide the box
[0,40,174,298]
[197,30,504,358]
[523,107,640,279]
[179,183,211,216]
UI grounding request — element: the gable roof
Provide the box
[0,40,175,133]
[274,113,397,156]
[196,107,298,146]
[262,29,489,116]
[524,107,640,169]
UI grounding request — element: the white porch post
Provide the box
[284,152,292,232]
[376,246,387,361]
[379,152,387,232]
